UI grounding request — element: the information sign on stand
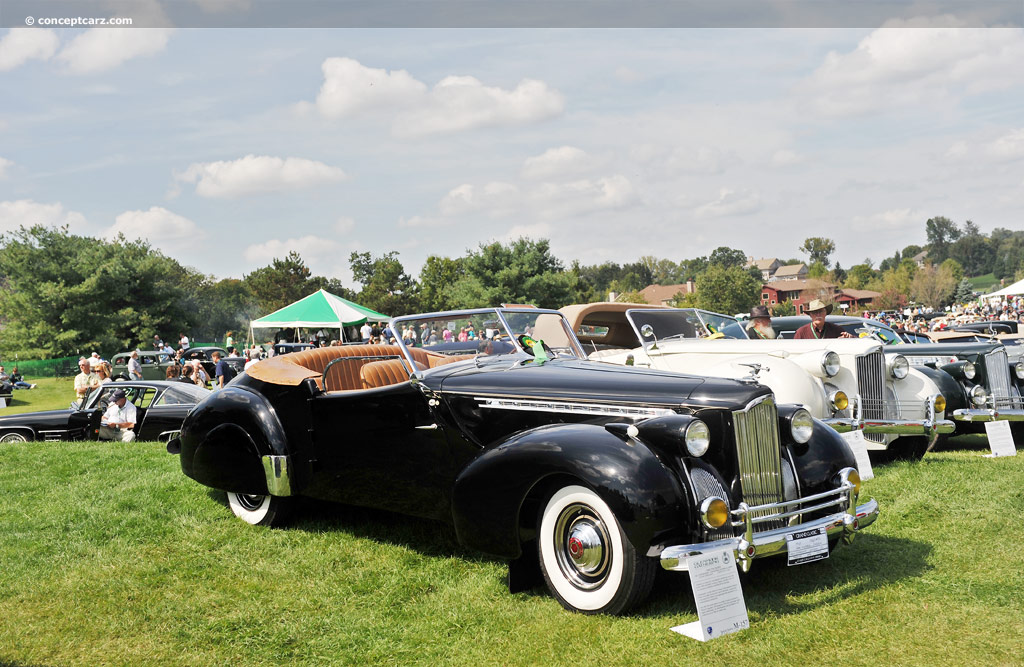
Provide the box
[0,398,6,409]
[670,548,749,641]
[840,429,874,480]
[984,421,1017,458]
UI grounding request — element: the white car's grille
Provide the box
[857,351,890,443]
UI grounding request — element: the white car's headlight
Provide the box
[889,355,909,379]
[790,407,814,444]
[963,361,976,380]
[821,351,841,377]
[685,420,711,457]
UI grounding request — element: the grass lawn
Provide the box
[968,273,1000,293]
[1,432,1021,666]
[1,376,78,415]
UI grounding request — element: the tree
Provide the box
[244,251,322,315]
[418,255,466,312]
[573,261,623,302]
[349,251,419,316]
[949,232,993,276]
[639,256,681,285]
[991,229,1024,280]
[911,263,956,309]
[952,278,974,304]
[194,277,258,343]
[708,246,747,269]
[0,225,199,357]
[694,264,762,315]
[677,256,709,281]
[614,290,648,304]
[925,216,962,263]
[772,299,796,317]
[940,258,964,284]
[446,238,575,309]
[799,237,836,268]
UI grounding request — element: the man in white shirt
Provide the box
[179,332,190,350]
[99,389,137,442]
[360,322,372,343]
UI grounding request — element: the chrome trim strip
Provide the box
[952,408,1024,422]
[660,498,879,571]
[261,454,292,496]
[474,397,674,419]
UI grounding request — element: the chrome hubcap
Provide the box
[235,494,266,511]
[554,502,611,590]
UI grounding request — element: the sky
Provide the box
[1,2,1024,289]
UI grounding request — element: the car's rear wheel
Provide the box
[226,492,292,527]
[0,431,29,443]
[537,484,656,615]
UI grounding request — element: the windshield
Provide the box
[837,321,904,345]
[391,308,584,366]
[626,308,749,343]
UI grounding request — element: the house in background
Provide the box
[771,263,808,282]
[761,280,880,314]
[745,257,782,281]
[636,281,697,306]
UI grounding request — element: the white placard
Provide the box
[984,421,1017,457]
[0,397,6,409]
[670,548,749,641]
[840,430,874,481]
[787,526,829,566]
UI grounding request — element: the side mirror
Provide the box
[640,324,655,339]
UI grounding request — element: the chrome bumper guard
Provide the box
[660,481,879,572]
[261,454,293,496]
[823,394,954,436]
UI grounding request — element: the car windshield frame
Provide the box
[624,308,750,348]
[391,307,586,371]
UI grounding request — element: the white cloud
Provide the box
[522,146,595,180]
[305,57,564,136]
[0,156,12,178]
[506,223,552,241]
[334,216,355,234]
[190,0,252,12]
[54,0,172,74]
[243,235,344,265]
[801,15,1024,116]
[106,206,204,250]
[311,57,426,118]
[850,208,924,232]
[945,140,970,160]
[0,199,88,234]
[0,28,59,71]
[439,182,519,216]
[770,149,803,167]
[986,129,1024,161]
[693,188,762,219]
[174,155,346,198]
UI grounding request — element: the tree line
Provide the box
[1,217,1021,358]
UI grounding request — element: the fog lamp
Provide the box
[839,467,861,499]
[970,385,988,407]
[830,390,849,412]
[933,395,946,414]
[685,419,711,457]
[700,496,729,529]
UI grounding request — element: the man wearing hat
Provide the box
[99,389,137,442]
[795,299,854,339]
[746,305,777,339]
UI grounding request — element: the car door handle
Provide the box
[415,424,439,430]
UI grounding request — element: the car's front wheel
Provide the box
[226,492,292,527]
[0,431,29,443]
[538,484,656,615]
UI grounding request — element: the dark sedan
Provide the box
[0,381,210,443]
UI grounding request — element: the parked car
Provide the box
[272,342,316,356]
[182,346,246,378]
[561,303,953,460]
[111,350,176,380]
[169,307,878,615]
[772,316,1024,438]
[0,380,210,443]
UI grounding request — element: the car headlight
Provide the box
[888,355,909,379]
[789,407,814,444]
[821,351,841,377]
[970,385,988,406]
[963,361,976,380]
[1016,362,1024,380]
[829,389,849,412]
[934,394,946,414]
[685,420,711,457]
[700,496,730,529]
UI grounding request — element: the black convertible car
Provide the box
[170,307,878,615]
[0,381,210,443]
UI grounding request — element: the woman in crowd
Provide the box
[95,364,113,384]
[165,365,181,380]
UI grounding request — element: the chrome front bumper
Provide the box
[660,482,879,572]
[953,408,1024,422]
[822,393,954,436]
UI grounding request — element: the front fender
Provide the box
[179,385,291,495]
[451,423,689,559]
[914,364,967,414]
[790,418,858,498]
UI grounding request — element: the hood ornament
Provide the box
[737,362,766,383]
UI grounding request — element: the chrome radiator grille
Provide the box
[857,351,888,444]
[984,349,1016,409]
[732,395,784,529]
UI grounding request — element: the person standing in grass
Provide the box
[74,358,100,402]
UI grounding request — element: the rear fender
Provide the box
[451,422,690,559]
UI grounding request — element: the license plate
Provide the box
[786,526,829,566]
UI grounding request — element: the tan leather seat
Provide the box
[360,359,412,389]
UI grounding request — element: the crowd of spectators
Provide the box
[863,295,1024,332]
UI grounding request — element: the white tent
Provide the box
[986,277,1024,298]
[248,289,389,344]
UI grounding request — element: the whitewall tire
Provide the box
[538,484,656,615]
[226,492,291,527]
[0,431,29,443]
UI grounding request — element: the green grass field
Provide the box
[0,375,77,415]
[1,428,1021,666]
